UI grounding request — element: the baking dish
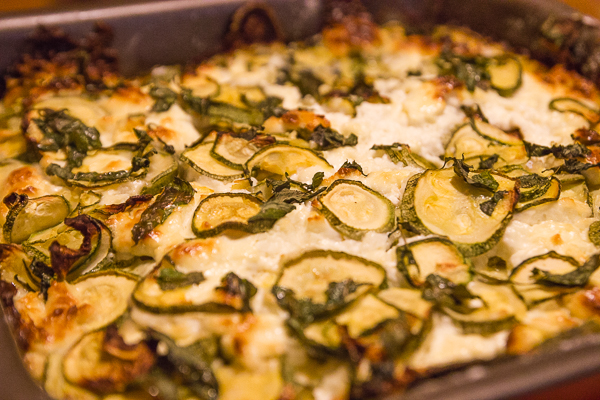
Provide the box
[1,1,600,399]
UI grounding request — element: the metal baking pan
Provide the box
[1,1,600,399]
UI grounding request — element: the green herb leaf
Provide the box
[340,160,365,175]
[480,190,507,216]
[247,201,296,226]
[478,154,499,169]
[436,51,489,92]
[214,272,257,312]
[532,253,600,287]
[460,104,489,122]
[517,174,550,189]
[310,125,358,150]
[150,86,178,112]
[554,159,596,174]
[132,178,195,244]
[29,259,55,301]
[422,274,481,314]
[311,171,325,189]
[451,157,499,191]
[156,267,205,291]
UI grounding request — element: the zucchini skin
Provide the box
[191,193,264,238]
[318,179,396,240]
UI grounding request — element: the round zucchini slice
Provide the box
[510,251,580,306]
[318,179,395,240]
[275,250,387,317]
[141,151,178,195]
[132,258,257,314]
[70,271,139,331]
[487,56,523,97]
[192,193,262,238]
[396,237,471,287]
[515,176,561,212]
[442,281,525,335]
[209,133,269,170]
[245,143,332,180]
[180,142,244,181]
[63,328,154,393]
[371,143,437,170]
[445,122,528,167]
[401,168,517,257]
[377,288,432,320]
[3,194,70,244]
[549,97,600,126]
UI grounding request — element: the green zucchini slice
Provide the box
[515,176,561,212]
[445,122,528,167]
[274,250,387,319]
[442,281,524,335]
[371,143,437,169]
[396,237,471,287]
[192,193,263,238]
[298,294,402,352]
[318,179,395,240]
[132,258,257,314]
[487,56,523,97]
[549,97,600,126]
[63,328,154,394]
[377,288,433,319]
[245,143,332,180]
[49,144,149,188]
[180,142,244,181]
[510,251,580,306]
[3,194,70,244]
[210,133,264,170]
[401,168,517,257]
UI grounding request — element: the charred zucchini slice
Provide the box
[396,238,471,287]
[510,252,580,306]
[132,258,257,314]
[180,142,244,181]
[445,122,527,167]
[549,97,600,126]
[515,176,561,212]
[63,328,154,394]
[487,56,523,97]
[245,143,332,180]
[192,193,263,238]
[3,194,70,243]
[442,281,524,335]
[23,217,112,282]
[318,179,395,240]
[401,168,517,257]
[273,250,387,320]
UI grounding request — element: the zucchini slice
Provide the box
[445,122,527,167]
[396,237,471,287]
[318,179,395,240]
[299,294,403,351]
[3,194,70,244]
[23,218,112,282]
[132,258,257,314]
[549,97,600,126]
[510,252,580,306]
[245,143,332,180]
[180,142,244,181]
[51,144,149,188]
[210,132,271,170]
[371,143,437,169]
[515,177,561,212]
[192,193,262,238]
[63,328,155,394]
[377,288,433,320]
[442,281,524,335]
[487,56,523,97]
[401,168,517,257]
[274,250,387,319]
